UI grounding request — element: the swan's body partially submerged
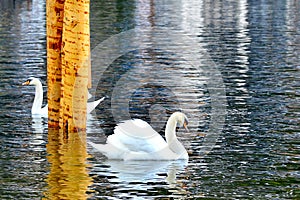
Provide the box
[22,77,104,117]
[89,112,189,161]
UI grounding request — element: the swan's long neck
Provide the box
[165,116,178,145]
[32,82,43,114]
[165,115,186,156]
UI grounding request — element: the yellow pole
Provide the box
[46,0,90,131]
[59,0,90,131]
[45,1,91,197]
[46,0,64,127]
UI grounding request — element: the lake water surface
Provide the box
[0,0,299,199]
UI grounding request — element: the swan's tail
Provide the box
[87,97,105,114]
[88,141,106,151]
[88,141,124,159]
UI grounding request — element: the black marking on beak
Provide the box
[22,78,33,86]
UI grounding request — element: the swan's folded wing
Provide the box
[109,119,168,153]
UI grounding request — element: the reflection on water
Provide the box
[45,129,92,199]
[89,158,188,199]
[106,160,186,183]
[32,117,47,134]
[0,0,300,199]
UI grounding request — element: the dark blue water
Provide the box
[0,0,299,199]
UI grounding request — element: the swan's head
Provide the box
[22,77,40,86]
[172,112,189,131]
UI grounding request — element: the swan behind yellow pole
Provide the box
[22,77,104,117]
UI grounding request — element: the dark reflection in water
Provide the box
[0,0,299,199]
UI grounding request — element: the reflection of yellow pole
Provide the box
[45,129,92,199]
[46,0,90,131]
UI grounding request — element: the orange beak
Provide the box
[22,80,30,86]
[183,121,189,132]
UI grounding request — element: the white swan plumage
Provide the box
[89,112,189,161]
[22,77,104,117]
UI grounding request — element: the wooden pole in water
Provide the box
[46,0,64,128]
[46,0,90,131]
[59,0,90,131]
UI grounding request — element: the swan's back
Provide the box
[108,119,168,153]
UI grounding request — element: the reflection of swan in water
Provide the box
[89,112,189,160]
[31,117,47,134]
[90,160,188,197]
[22,77,104,117]
[29,117,47,149]
[103,159,188,185]
[30,106,99,134]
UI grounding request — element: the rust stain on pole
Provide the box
[46,0,90,131]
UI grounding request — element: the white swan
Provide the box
[89,112,189,161]
[22,77,104,117]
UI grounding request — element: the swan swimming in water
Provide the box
[89,112,189,161]
[22,77,104,117]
